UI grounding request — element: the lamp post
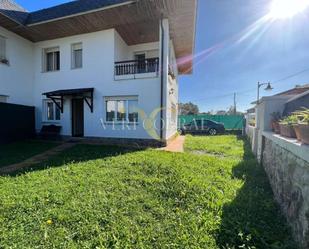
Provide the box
[257,82,273,104]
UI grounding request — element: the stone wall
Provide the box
[262,135,309,248]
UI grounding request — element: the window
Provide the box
[134,53,146,73]
[128,100,138,122]
[0,35,7,61]
[105,97,138,123]
[71,43,82,69]
[43,100,61,121]
[43,47,60,72]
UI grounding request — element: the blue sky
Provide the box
[16,0,309,112]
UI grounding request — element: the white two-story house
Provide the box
[0,0,196,145]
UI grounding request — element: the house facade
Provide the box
[0,0,197,144]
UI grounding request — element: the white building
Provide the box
[0,0,197,145]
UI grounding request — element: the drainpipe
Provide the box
[160,18,164,142]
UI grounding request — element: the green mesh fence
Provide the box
[178,115,244,130]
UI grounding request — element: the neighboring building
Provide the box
[0,0,197,144]
[275,84,309,96]
[246,84,309,158]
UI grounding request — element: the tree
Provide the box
[179,102,199,115]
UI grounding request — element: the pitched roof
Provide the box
[27,0,129,25]
[276,84,309,96]
[0,0,28,24]
[0,0,129,25]
[0,0,197,74]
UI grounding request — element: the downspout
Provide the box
[160,18,164,142]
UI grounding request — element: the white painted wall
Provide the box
[165,40,179,139]
[0,21,179,142]
[254,95,294,161]
[0,26,34,106]
[32,29,164,140]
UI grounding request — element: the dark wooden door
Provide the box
[72,99,84,137]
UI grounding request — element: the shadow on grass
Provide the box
[216,138,297,249]
[7,144,143,177]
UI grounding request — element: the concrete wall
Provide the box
[254,96,292,162]
[245,125,258,155]
[0,26,34,106]
[262,132,309,248]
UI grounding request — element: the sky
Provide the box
[15,0,309,112]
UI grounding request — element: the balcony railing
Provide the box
[115,57,159,76]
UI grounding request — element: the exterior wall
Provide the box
[32,29,164,140]
[245,124,258,155]
[284,93,309,115]
[1,21,178,142]
[262,132,309,248]
[159,19,178,140]
[165,40,178,139]
[254,96,292,161]
[0,26,34,106]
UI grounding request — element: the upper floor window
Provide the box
[43,47,60,72]
[0,35,8,64]
[71,43,82,69]
[43,100,61,122]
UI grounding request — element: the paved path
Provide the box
[162,135,185,153]
[0,143,76,174]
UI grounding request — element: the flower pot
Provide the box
[293,125,302,141]
[273,121,280,134]
[279,124,296,138]
[298,124,309,145]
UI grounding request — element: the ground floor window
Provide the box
[43,100,61,121]
[105,97,138,123]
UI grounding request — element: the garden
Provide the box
[0,135,297,248]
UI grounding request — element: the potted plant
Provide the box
[291,110,303,141]
[279,115,297,138]
[270,112,281,134]
[296,108,309,144]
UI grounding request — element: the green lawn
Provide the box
[0,140,59,168]
[0,136,296,248]
[184,135,245,158]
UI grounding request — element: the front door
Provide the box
[72,98,84,137]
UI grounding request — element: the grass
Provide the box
[0,140,59,168]
[0,136,297,248]
[184,135,245,158]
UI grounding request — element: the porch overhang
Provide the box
[43,88,94,113]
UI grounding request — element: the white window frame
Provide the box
[105,96,139,124]
[71,42,83,69]
[43,100,61,122]
[42,47,60,72]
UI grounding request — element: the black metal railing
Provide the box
[115,57,159,76]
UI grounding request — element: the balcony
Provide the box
[114,57,159,80]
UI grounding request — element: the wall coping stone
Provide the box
[263,131,309,163]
